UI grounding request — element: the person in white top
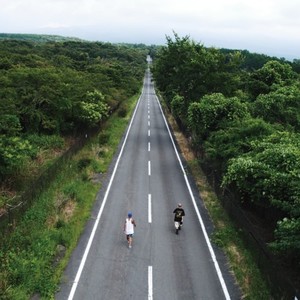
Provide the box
[124,212,136,248]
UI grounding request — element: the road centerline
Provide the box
[148,266,153,300]
[148,194,152,224]
[148,160,151,176]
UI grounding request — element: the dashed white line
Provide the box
[148,266,153,300]
[148,142,151,152]
[148,161,151,176]
[148,194,152,223]
[148,129,151,137]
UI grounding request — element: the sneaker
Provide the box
[129,245,132,248]
[176,229,179,234]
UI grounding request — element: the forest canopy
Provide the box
[0,38,149,181]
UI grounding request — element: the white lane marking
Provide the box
[155,95,231,300]
[148,194,152,223]
[148,142,151,152]
[148,115,150,119]
[148,129,151,137]
[67,94,144,300]
[148,121,150,126]
[148,161,151,176]
[148,266,153,300]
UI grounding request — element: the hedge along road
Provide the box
[56,68,241,300]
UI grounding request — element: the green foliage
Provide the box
[291,59,300,73]
[77,158,92,170]
[223,132,300,210]
[0,33,84,43]
[204,117,277,165]
[270,218,300,259]
[117,105,128,118]
[98,132,110,144]
[0,115,22,135]
[0,38,147,181]
[187,93,250,141]
[222,132,300,262]
[0,136,36,177]
[25,134,64,150]
[247,60,298,98]
[77,90,109,127]
[171,94,186,121]
[254,60,296,85]
[152,32,244,107]
[252,85,300,129]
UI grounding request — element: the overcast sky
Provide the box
[1,0,299,60]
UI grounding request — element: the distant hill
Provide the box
[0,33,85,43]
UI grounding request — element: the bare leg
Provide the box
[175,222,179,234]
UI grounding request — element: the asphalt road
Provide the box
[56,68,241,300]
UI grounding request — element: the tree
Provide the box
[270,217,300,263]
[252,85,300,129]
[222,132,300,262]
[204,117,277,167]
[152,33,244,105]
[222,131,300,214]
[75,90,110,127]
[0,114,22,135]
[247,60,298,98]
[187,93,249,141]
[170,94,189,127]
[0,136,36,178]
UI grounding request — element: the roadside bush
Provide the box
[26,134,65,149]
[77,158,92,170]
[98,132,110,144]
[117,105,128,118]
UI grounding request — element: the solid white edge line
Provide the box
[148,266,153,300]
[67,92,144,300]
[148,194,152,223]
[155,95,231,300]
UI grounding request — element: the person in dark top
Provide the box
[173,203,185,234]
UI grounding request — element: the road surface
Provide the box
[56,68,241,300]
